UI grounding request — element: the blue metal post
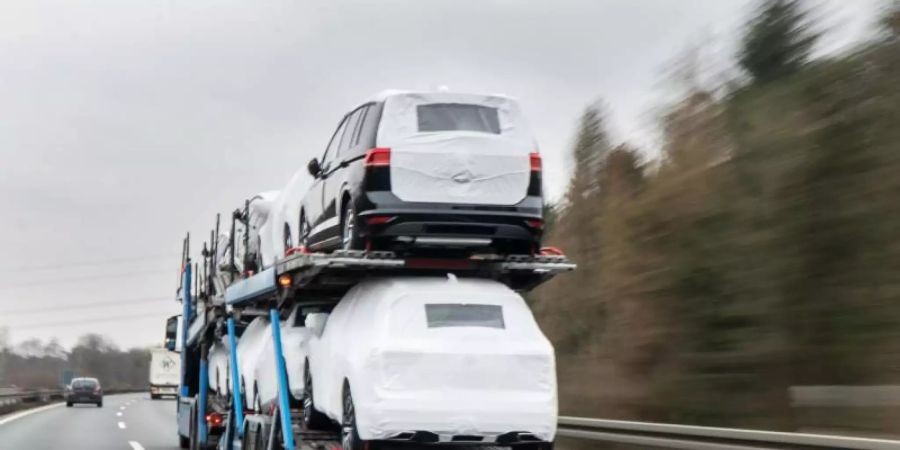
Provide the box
[226,317,245,438]
[180,262,193,398]
[269,308,296,450]
[197,346,209,445]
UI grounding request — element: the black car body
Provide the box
[297,91,543,255]
[66,377,103,407]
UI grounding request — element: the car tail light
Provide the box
[529,152,542,171]
[366,215,396,225]
[365,147,391,167]
[93,387,101,394]
[525,219,543,230]
[206,412,224,427]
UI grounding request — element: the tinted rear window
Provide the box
[425,304,505,329]
[417,103,500,134]
[73,379,98,388]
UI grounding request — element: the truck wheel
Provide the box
[341,388,370,450]
[151,394,159,400]
[302,368,330,430]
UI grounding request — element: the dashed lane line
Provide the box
[128,441,145,450]
[118,421,127,429]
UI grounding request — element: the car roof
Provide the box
[364,89,517,105]
[357,276,520,298]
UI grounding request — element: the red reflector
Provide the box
[405,258,474,270]
[525,219,543,229]
[365,147,391,167]
[540,246,565,256]
[365,215,396,225]
[529,152,542,171]
[206,413,224,426]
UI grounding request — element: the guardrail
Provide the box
[557,416,900,450]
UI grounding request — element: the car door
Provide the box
[305,116,347,248]
[320,106,365,247]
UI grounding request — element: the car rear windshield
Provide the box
[425,304,505,329]
[72,379,98,388]
[417,103,501,134]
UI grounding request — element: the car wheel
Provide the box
[299,210,310,248]
[66,402,72,407]
[284,223,293,252]
[179,435,190,449]
[341,387,370,450]
[340,202,362,251]
[302,366,330,430]
[97,401,102,407]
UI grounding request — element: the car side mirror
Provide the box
[307,158,321,178]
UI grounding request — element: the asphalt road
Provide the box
[0,392,179,450]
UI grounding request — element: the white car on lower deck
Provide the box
[302,276,557,450]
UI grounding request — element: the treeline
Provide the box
[531,0,900,433]
[0,332,150,390]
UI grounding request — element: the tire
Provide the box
[341,387,370,450]
[299,211,310,248]
[179,435,190,449]
[97,401,103,408]
[66,402,72,407]
[302,366,330,430]
[151,394,159,400]
[340,201,362,251]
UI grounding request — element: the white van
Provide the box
[302,276,557,450]
[149,347,181,399]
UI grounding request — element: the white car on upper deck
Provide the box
[302,276,556,450]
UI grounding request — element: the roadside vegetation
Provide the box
[0,332,150,391]
[532,0,900,434]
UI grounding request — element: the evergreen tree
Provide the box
[738,0,818,83]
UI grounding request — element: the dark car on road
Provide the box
[295,90,544,256]
[65,377,103,407]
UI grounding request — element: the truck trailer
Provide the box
[168,222,573,450]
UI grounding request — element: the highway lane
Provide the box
[0,392,180,450]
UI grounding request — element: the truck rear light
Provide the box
[365,147,391,167]
[206,412,224,427]
[529,152,542,172]
[365,215,396,225]
[525,219,543,230]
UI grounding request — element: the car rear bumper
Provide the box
[357,206,543,250]
[354,393,556,443]
[66,394,102,403]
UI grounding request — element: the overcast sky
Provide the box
[0,0,885,350]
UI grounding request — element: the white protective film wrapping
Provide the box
[208,340,231,395]
[378,92,537,206]
[259,169,312,268]
[236,316,271,406]
[255,306,315,407]
[306,277,557,442]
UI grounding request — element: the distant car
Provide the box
[302,276,557,450]
[297,90,544,255]
[66,377,103,407]
[254,302,334,412]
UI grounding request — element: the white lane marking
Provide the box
[116,411,123,417]
[118,421,127,429]
[0,403,62,426]
[119,406,126,410]
[128,441,145,450]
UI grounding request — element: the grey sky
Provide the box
[0,0,884,350]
